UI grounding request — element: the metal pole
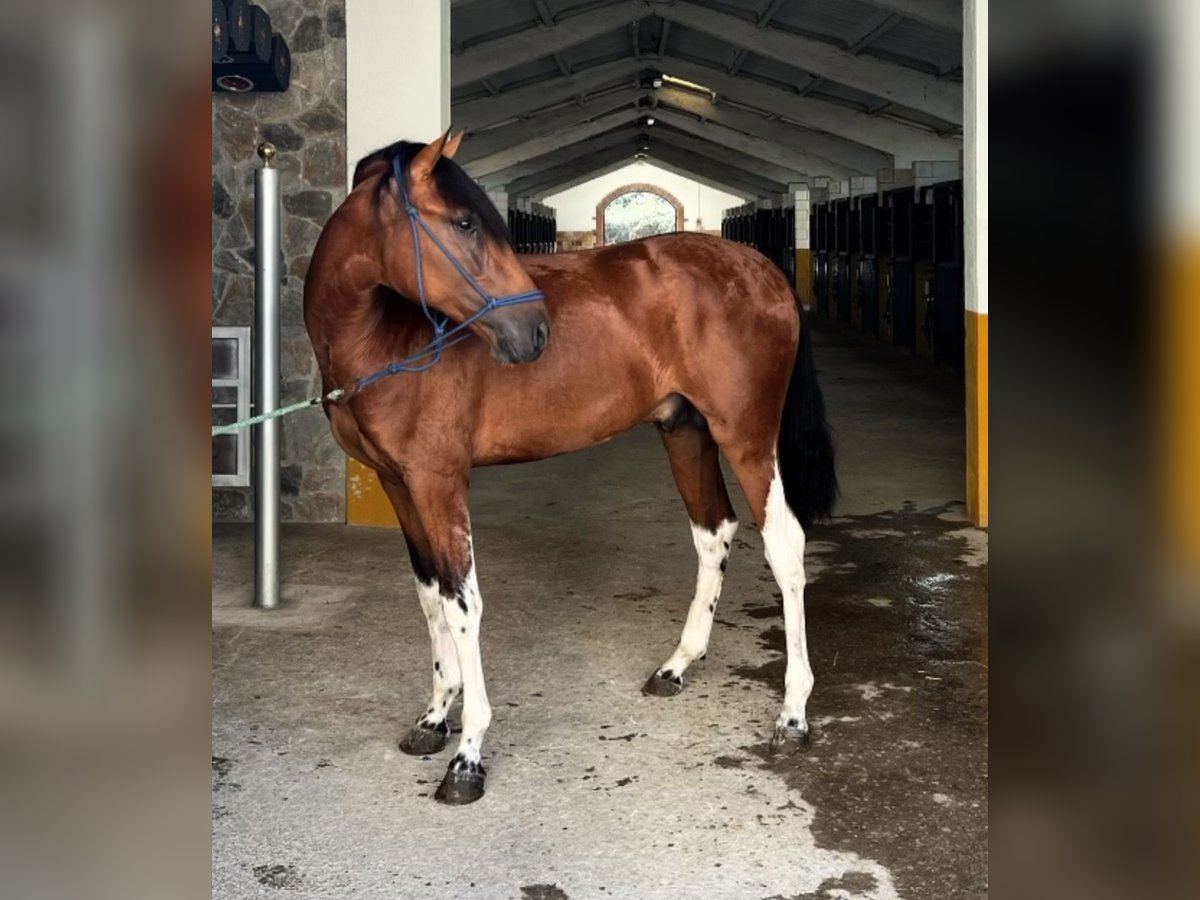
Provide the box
[254,142,281,609]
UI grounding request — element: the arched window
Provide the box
[595,183,685,246]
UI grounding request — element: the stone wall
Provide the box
[212,0,347,522]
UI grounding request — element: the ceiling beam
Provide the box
[650,126,805,185]
[648,144,788,197]
[651,107,849,179]
[455,51,957,165]
[509,147,635,198]
[757,0,787,27]
[514,144,783,203]
[848,13,903,54]
[479,128,639,187]
[652,0,961,125]
[532,0,555,27]
[453,1,639,87]
[655,85,891,173]
[528,159,639,201]
[858,0,962,33]
[452,57,643,132]
[640,157,759,202]
[481,118,794,197]
[465,108,639,178]
[458,89,640,165]
[658,56,961,164]
[504,144,785,203]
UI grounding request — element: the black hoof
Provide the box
[769,724,812,755]
[642,670,684,697]
[434,767,486,805]
[398,723,448,756]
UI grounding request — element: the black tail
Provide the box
[777,304,838,527]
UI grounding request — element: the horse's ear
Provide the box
[443,130,465,160]
[410,129,452,183]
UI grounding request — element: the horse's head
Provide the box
[376,133,550,365]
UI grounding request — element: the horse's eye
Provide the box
[454,217,474,233]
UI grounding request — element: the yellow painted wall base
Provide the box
[965,310,989,527]
[1166,245,1199,565]
[347,458,398,527]
[795,249,813,304]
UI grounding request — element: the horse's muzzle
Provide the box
[493,315,550,364]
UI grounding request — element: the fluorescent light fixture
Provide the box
[661,73,717,101]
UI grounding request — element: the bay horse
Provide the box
[304,133,836,805]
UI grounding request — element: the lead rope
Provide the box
[212,155,544,437]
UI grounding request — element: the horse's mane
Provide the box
[352,140,513,249]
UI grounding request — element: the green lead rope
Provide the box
[211,388,344,437]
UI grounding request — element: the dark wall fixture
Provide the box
[212,0,291,93]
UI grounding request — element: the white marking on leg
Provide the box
[441,559,491,771]
[762,459,814,734]
[658,518,738,681]
[414,578,462,730]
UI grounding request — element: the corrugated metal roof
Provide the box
[452,0,539,47]
[688,0,761,23]
[546,0,627,18]
[452,83,492,104]
[661,22,741,72]
[770,0,886,46]
[560,25,636,70]
[736,53,818,92]
[490,56,564,92]
[449,0,963,155]
[865,18,961,74]
[877,103,961,135]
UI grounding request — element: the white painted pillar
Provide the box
[964,0,988,526]
[788,182,813,304]
[345,0,450,189]
[789,183,811,251]
[343,0,450,526]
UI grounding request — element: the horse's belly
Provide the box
[471,376,653,466]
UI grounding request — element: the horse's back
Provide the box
[524,232,796,314]
[522,232,799,351]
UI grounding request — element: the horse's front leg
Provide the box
[379,477,463,756]
[402,470,493,806]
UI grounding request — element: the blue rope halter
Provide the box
[211,157,546,437]
[351,156,545,392]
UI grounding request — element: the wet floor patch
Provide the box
[734,504,988,900]
[520,885,570,900]
[252,864,304,890]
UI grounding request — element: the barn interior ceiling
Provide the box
[450,0,964,197]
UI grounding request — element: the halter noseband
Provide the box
[395,155,544,335]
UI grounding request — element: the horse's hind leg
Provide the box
[380,477,464,756]
[712,438,814,752]
[643,421,737,696]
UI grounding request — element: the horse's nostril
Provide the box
[534,321,549,353]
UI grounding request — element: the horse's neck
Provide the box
[330,283,433,367]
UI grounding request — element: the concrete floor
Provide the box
[213,322,987,900]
